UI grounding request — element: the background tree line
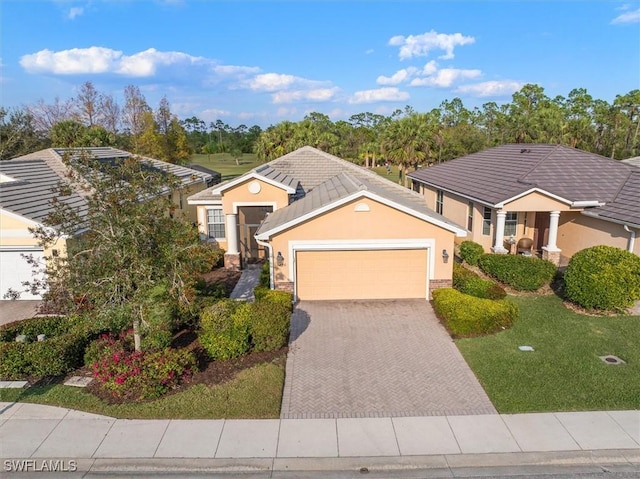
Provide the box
[2,83,638,174]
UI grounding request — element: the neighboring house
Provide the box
[0,147,213,300]
[185,164,222,187]
[408,144,640,266]
[188,146,466,301]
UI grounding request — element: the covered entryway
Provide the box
[237,205,272,266]
[0,249,44,300]
[295,248,428,300]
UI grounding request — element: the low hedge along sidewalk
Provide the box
[432,288,518,337]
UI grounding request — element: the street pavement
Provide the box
[0,403,638,476]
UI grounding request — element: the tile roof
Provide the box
[408,144,633,205]
[622,157,640,168]
[583,170,640,228]
[1,147,212,227]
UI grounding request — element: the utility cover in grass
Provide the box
[64,376,93,387]
[518,345,535,352]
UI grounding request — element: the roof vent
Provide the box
[520,148,532,154]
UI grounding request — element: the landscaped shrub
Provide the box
[250,301,291,352]
[0,315,91,380]
[92,346,196,400]
[478,254,556,291]
[84,330,134,367]
[459,240,485,266]
[563,245,640,311]
[259,261,270,288]
[253,289,293,311]
[198,300,251,360]
[452,263,506,300]
[432,288,518,337]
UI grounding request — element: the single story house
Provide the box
[408,144,640,265]
[0,147,213,299]
[188,146,467,301]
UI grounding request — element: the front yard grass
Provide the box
[456,294,640,413]
[0,358,285,419]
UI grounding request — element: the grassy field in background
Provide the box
[457,294,640,413]
[189,153,260,181]
[0,360,285,419]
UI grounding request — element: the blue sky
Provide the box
[1,0,639,128]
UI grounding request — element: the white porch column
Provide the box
[492,210,508,254]
[545,211,561,251]
[225,213,239,254]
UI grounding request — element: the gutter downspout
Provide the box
[255,238,274,289]
[624,225,636,253]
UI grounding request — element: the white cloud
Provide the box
[611,7,640,24]
[377,67,418,86]
[349,87,410,104]
[454,80,525,97]
[276,107,298,117]
[248,73,300,92]
[68,7,84,19]
[19,46,209,77]
[272,88,339,104]
[200,108,231,122]
[365,49,375,55]
[410,68,482,88]
[389,30,475,60]
[422,60,438,75]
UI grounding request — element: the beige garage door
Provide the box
[295,249,428,300]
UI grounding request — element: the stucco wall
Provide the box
[268,196,456,284]
[1,209,68,260]
[221,178,289,216]
[502,191,573,212]
[558,212,640,257]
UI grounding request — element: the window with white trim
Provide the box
[207,208,225,239]
[482,207,492,236]
[467,202,474,231]
[504,212,518,237]
[436,190,444,215]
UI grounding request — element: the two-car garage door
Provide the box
[0,249,44,300]
[295,249,428,300]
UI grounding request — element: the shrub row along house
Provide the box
[409,144,640,265]
[0,147,215,300]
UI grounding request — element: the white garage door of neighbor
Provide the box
[0,249,44,300]
[295,249,428,300]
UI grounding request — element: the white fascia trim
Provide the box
[188,199,223,206]
[410,179,496,208]
[289,238,435,300]
[0,208,42,228]
[0,245,44,252]
[232,201,279,215]
[256,191,466,240]
[580,210,640,230]
[497,188,574,208]
[572,200,604,208]
[212,172,296,195]
[0,230,36,239]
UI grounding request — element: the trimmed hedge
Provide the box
[250,301,291,352]
[0,315,69,343]
[432,288,518,337]
[459,241,485,266]
[253,288,293,311]
[478,254,556,291]
[198,300,251,360]
[564,245,640,311]
[259,262,271,288]
[453,263,507,300]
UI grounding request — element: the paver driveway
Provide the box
[280,300,496,419]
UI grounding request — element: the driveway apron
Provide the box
[281,300,496,418]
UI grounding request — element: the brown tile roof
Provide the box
[408,144,633,205]
[583,170,640,228]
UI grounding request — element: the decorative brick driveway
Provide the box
[280,300,496,419]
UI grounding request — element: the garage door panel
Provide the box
[296,249,427,300]
[0,250,45,300]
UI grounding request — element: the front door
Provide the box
[237,206,273,265]
[534,212,549,251]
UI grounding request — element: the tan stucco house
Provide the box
[408,144,640,265]
[188,146,466,301]
[0,147,212,299]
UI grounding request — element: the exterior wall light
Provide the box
[276,251,285,267]
[442,249,449,263]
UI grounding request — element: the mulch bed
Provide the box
[200,268,242,296]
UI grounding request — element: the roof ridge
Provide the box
[339,171,367,191]
[516,144,559,184]
[608,167,636,203]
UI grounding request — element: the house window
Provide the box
[412,181,421,193]
[505,212,518,237]
[482,207,492,236]
[467,202,474,231]
[207,208,225,239]
[436,190,444,215]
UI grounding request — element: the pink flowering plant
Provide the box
[89,332,196,400]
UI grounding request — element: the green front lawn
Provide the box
[189,153,260,181]
[0,359,284,419]
[457,294,640,413]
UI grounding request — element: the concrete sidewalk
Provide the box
[1,403,638,475]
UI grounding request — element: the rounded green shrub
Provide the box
[478,254,556,291]
[253,289,293,311]
[250,301,291,352]
[259,262,271,288]
[453,262,506,300]
[564,245,640,311]
[459,241,485,266]
[198,300,251,360]
[432,288,518,337]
